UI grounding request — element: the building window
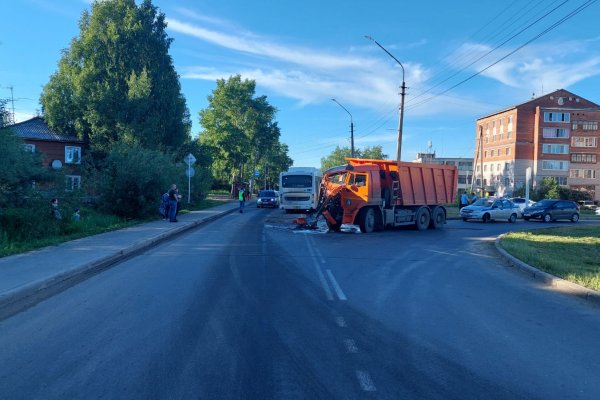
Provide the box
[496,163,501,171]
[65,146,81,164]
[507,115,513,133]
[22,144,35,152]
[571,137,597,147]
[542,144,569,154]
[542,160,569,171]
[66,175,81,191]
[484,151,487,158]
[499,118,504,134]
[504,162,510,171]
[504,178,510,186]
[544,112,570,123]
[476,165,480,172]
[542,127,569,138]
[498,148,503,156]
[571,153,597,163]
[491,150,495,157]
[572,120,598,131]
[549,176,568,185]
[570,169,597,179]
[506,147,511,155]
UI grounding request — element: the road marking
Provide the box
[344,338,358,353]
[335,316,347,328]
[313,243,327,264]
[304,235,333,300]
[356,370,376,392]
[326,269,347,301]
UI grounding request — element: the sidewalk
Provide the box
[0,200,241,319]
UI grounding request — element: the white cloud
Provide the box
[449,40,600,90]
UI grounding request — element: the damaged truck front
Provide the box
[318,158,457,233]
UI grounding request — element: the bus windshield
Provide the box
[281,175,312,188]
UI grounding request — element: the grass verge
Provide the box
[500,226,600,291]
[0,198,227,258]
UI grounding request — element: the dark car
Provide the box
[257,190,279,208]
[522,199,580,222]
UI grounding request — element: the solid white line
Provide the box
[326,269,347,301]
[304,235,333,301]
[356,370,376,392]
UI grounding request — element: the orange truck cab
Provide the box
[318,158,457,233]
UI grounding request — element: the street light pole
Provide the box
[365,35,406,162]
[331,98,355,157]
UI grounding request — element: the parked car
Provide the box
[509,197,536,215]
[578,200,597,210]
[460,197,519,223]
[596,207,600,216]
[522,199,580,222]
[256,190,279,208]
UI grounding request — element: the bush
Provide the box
[93,143,179,219]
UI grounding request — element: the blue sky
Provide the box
[2,0,600,168]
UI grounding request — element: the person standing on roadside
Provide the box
[50,198,62,220]
[238,187,245,213]
[168,185,178,222]
[460,192,469,210]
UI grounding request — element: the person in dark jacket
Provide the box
[168,185,178,222]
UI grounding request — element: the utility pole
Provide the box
[331,98,354,157]
[8,86,15,125]
[365,36,406,162]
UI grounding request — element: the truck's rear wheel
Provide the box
[359,207,376,233]
[415,207,431,231]
[429,207,446,229]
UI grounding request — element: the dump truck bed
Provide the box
[346,158,457,206]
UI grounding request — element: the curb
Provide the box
[0,206,239,320]
[495,233,600,307]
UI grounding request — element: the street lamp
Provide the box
[331,98,355,157]
[365,35,406,162]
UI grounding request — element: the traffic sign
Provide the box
[254,170,260,177]
[184,153,196,165]
[186,167,195,177]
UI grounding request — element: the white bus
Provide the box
[279,167,322,212]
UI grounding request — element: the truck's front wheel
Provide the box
[359,207,376,233]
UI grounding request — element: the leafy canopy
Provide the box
[320,145,388,171]
[40,0,190,153]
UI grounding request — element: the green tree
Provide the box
[93,142,179,218]
[198,75,283,191]
[320,145,388,171]
[0,128,49,207]
[257,141,293,189]
[40,0,190,153]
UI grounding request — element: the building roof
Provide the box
[1,117,82,143]
[477,88,600,120]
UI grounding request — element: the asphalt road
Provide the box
[1,208,599,399]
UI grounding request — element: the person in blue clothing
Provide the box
[460,192,469,210]
[168,185,179,222]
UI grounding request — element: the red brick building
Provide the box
[474,89,600,201]
[3,117,84,190]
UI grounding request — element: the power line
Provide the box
[407,0,597,111]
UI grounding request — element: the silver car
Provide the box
[460,198,520,223]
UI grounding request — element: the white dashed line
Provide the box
[356,370,376,392]
[344,338,358,353]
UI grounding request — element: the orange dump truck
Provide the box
[318,158,457,233]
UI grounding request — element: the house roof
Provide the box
[1,117,83,143]
[477,88,600,120]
